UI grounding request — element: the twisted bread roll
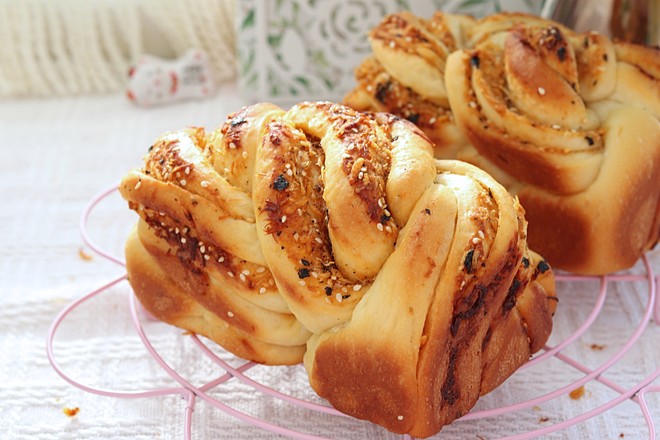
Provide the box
[343,11,473,158]
[304,159,555,437]
[121,105,311,365]
[120,101,556,436]
[346,12,660,275]
[445,16,660,275]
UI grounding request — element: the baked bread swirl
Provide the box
[120,101,557,436]
[346,11,660,275]
[304,159,556,437]
[444,16,660,275]
[343,11,473,158]
[121,104,312,365]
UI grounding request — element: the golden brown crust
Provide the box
[125,226,307,365]
[121,101,557,437]
[304,160,556,438]
[347,11,660,274]
[443,21,660,274]
[343,12,472,158]
[517,107,660,273]
[250,101,438,333]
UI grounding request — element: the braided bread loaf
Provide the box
[345,12,660,275]
[120,101,556,437]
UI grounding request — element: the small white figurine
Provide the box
[126,49,216,106]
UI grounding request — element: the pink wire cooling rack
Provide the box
[47,184,660,440]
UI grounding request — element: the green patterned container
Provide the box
[236,0,544,104]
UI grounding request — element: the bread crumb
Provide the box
[569,385,585,400]
[63,406,80,417]
[78,248,93,261]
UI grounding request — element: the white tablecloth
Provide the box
[1,85,658,440]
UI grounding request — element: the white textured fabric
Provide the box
[0,0,237,97]
[0,89,658,439]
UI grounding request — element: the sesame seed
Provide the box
[389,41,395,48]
[180,179,187,186]
[229,142,237,149]
[360,166,367,172]
[299,280,306,286]
[478,230,485,239]
[469,101,477,108]
[200,180,209,187]
[269,279,274,286]
[259,287,267,294]
[256,266,266,273]
[218,256,225,263]
[227,311,234,317]
[203,255,210,260]
[185,167,190,175]
[377,223,384,231]
[397,415,404,421]
[181,237,187,244]
[342,287,348,293]
[293,232,300,241]
[281,215,287,223]
[353,284,362,291]
[239,273,246,282]
[385,226,393,233]
[472,237,481,244]
[358,172,364,180]
[242,269,250,275]
[200,245,206,253]
[242,151,248,159]
[336,293,343,302]
[175,228,180,234]
[227,271,234,277]
[134,179,142,190]
[538,87,546,95]
[315,237,323,244]
[325,296,331,304]
[224,167,230,174]
[551,124,561,130]
[429,117,437,124]
[287,169,293,176]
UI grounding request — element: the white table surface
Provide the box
[1,83,658,440]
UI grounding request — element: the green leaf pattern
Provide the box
[236,0,544,103]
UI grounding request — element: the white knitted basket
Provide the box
[0,0,237,97]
